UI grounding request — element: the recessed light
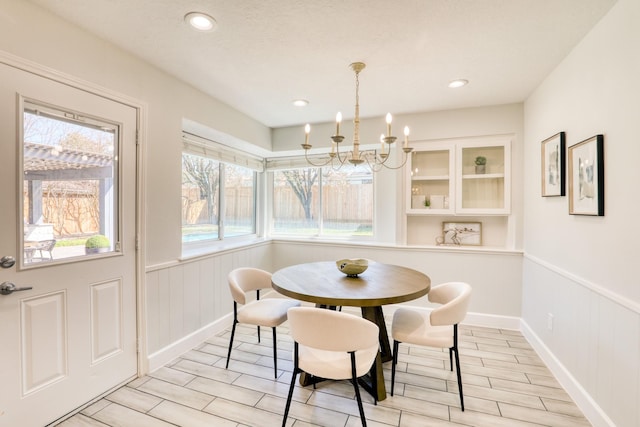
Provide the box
[184,12,217,32]
[292,99,309,107]
[448,79,469,88]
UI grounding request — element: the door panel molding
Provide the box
[21,290,67,396]
[90,279,123,364]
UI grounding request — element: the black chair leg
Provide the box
[282,369,297,427]
[453,347,464,411]
[350,352,367,427]
[257,325,261,343]
[282,344,299,427]
[391,340,399,396]
[226,320,238,369]
[272,327,278,379]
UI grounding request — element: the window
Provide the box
[224,163,257,237]
[272,165,373,237]
[181,134,260,247]
[182,153,221,242]
[21,101,119,265]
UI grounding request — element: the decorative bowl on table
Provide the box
[336,258,369,277]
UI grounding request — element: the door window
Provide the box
[21,101,120,265]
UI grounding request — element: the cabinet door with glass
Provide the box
[456,136,511,214]
[406,142,455,214]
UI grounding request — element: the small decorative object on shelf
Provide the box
[442,222,482,246]
[336,258,369,277]
[411,194,425,208]
[475,156,487,174]
[424,198,430,208]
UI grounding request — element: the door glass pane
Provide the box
[181,153,220,242]
[22,101,119,265]
[224,163,256,237]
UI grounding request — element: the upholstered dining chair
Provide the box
[390,281,472,411]
[282,307,379,427]
[226,267,300,379]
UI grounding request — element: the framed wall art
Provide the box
[441,222,482,246]
[541,132,565,196]
[568,134,604,216]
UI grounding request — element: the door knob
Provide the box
[0,282,33,295]
[0,256,16,269]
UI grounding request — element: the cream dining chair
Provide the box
[390,281,472,411]
[226,267,300,379]
[282,307,379,427]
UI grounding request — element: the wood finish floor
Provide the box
[57,315,591,427]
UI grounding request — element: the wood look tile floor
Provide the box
[57,317,591,427]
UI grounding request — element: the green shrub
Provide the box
[85,235,110,249]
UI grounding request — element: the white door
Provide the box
[0,62,138,426]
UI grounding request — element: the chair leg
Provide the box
[454,347,464,411]
[282,344,299,427]
[257,325,261,343]
[391,340,399,396]
[350,352,367,427]
[272,327,278,379]
[453,324,464,411]
[449,347,454,371]
[226,320,238,369]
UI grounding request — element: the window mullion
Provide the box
[218,162,225,240]
[317,167,324,236]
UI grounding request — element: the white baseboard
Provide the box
[520,320,615,427]
[462,311,521,330]
[146,314,233,373]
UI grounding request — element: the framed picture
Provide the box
[442,222,482,246]
[541,132,565,196]
[568,135,604,216]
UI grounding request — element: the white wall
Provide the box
[522,0,640,425]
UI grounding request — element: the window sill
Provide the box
[180,236,270,261]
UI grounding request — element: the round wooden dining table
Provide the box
[271,260,431,401]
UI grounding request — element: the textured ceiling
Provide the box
[27,0,616,128]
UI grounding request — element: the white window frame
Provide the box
[181,133,264,256]
[266,156,375,241]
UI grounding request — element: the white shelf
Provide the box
[406,208,452,215]
[412,175,450,181]
[462,173,504,179]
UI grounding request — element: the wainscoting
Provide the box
[145,241,273,371]
[522,255,640,427]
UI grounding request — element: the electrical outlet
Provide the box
[547,313,554,331]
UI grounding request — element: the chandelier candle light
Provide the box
[301,62,413,171]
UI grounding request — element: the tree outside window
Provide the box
[272,165,373,237]
[181,152,256,244]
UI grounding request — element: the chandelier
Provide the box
[301,62,413,171]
